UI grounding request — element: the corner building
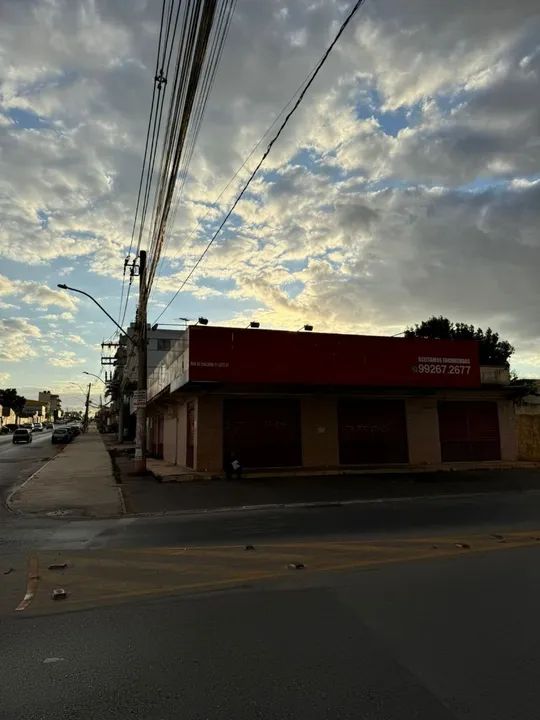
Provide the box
[146,326,517,474]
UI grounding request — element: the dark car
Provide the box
[44,422,54,430]
[69,425,81,437]
[12,428,32,444]
[52,428,71,444]
[0,426,11,435]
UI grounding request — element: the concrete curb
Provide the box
[119,487,538,520]
[6,484,540,523]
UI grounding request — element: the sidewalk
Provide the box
[7,429,123,518]
[111,451,540,515]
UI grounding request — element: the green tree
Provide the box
[0,388,27,422]
[404,316,514,367]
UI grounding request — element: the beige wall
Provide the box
[405,398,441,465]
[498,399,518,461]
[301,396,338,467]
[176,402,187,467]
[163,416,177,465]
[196,395,223,472]
[516,414,540,461]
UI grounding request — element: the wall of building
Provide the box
[301,396,338,467]
[154,389,518,474]
[405,398,442,464]
[515,397,540,461]
[163,416,177,465]
[196,395,223,472]
[498,399,518,461]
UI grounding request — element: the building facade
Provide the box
[146,326,519,474]
[38,391,62,421]
[109,326,186,441]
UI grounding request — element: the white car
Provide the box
[32,423,44,432]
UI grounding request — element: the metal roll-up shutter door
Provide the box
[338,399,409,464]
[438,401,500,462]
[223,399,302,469]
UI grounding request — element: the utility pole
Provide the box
[135,250,147,473]
[83,382,91,431]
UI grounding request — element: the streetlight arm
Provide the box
[57,284,134,343]
[83,371,106,384]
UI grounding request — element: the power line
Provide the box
[117,0,168,329]
[152,0,366,324]
[150,0,237,293]
[151,32,334,300]
[145,0,236,297]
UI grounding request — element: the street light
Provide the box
[195,317,208,326]
[298,324,313,332]
[246,321,260,329]
[57,284,134,343]
[83,371,106,385]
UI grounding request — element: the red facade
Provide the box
[186,326,481,388]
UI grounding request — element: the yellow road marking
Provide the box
[15,556,39,612]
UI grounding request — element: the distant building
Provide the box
[21,399,47,422]
[38,391,62,421]
[0,405,16,427]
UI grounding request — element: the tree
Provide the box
[404,316,514,367]
[0,388,27,422]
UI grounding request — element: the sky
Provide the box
[0,0,539,409]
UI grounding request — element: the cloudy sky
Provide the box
[1,0,539,408]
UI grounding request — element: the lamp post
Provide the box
[58,277,147,472]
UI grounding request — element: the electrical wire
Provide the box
[150,0,237,292]
[116,0,168,329]
[152,0,366,324]
[145,0,235,297]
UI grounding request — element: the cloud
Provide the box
[0,0,539,379]
[65,333,86,345]
[0,372,10,384]
[0,274,78,310]
[0,317,41,361]
[42,311,75,321]
[47,351,86,367]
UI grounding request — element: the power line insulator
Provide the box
[155,70,167,89]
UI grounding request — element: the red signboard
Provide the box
[186,326,481,388]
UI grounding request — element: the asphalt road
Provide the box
[3,542,540,719]
[3,485,540,555]
[0,428,61,509]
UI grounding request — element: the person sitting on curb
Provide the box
[225,451,242,481]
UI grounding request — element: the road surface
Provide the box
[3,458,540,718]
[2,538,540,719]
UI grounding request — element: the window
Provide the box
[157,338,171,351]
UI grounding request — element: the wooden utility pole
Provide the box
[134,250,147,473]
[83,382,91,430]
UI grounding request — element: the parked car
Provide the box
[32,423,44,432]
[44,422,54,430]
[69,425,81,437]
[12,428,32,444]
[52,428,71,444]
[5,423,19,432]
[0,426,12,435]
